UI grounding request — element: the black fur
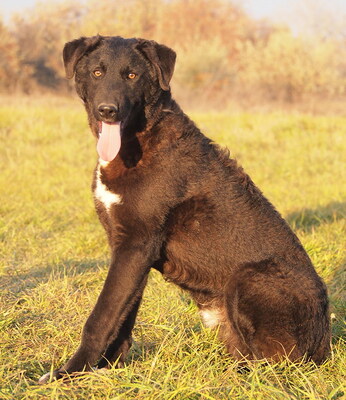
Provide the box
[39,35,330,383]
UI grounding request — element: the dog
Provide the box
[39,35,330,383]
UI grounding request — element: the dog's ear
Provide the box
[136,40,176,91]
[63,36,102,79]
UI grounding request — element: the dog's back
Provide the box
[138,108,331,363]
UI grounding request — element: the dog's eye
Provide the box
[128,73,136,79]
[93,70,103,77]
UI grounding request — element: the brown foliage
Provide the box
[0,20,20,91]
[1,0,345,109]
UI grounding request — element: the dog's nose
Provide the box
[97,103,118,120]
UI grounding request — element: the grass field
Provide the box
[0,96,345,399]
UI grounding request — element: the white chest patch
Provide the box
[94,161,122,211]
[200,308,223,329]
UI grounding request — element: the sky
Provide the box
[244,0,346,19]
[1,0,291,20]
[1,0,346,27]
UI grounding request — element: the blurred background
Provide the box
[0,0,346,112]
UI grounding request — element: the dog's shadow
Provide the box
[286,201,345,341]
[5,202,345,346]
[286,201,345,234]
[3,258,108,297]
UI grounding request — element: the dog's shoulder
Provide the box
[155,107,259,194]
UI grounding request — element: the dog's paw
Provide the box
[38,369,62,385]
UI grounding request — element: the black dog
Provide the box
[39,35,330,383]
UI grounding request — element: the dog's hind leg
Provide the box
[199,302,252,361]
[223,259,330,363]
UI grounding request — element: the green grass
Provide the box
[0,96,345,399]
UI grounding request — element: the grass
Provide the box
[0,95,345,399]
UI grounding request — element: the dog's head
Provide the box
[63,35,176,160]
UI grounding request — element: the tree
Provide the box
[0,19,21,91]
[12,1,84,91]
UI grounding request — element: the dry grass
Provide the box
[0,96,345,399]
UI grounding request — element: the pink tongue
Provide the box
[97,122,121,162]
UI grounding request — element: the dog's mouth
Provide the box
[97,121,122,162]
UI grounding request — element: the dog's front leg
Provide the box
[97,277,147,369]
[38,240,155,384]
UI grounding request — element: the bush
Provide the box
[1,0,346,109]
[236,29,346,102]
